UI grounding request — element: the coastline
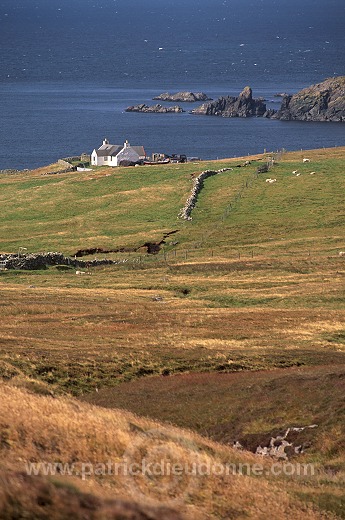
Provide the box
[3,145,345,176]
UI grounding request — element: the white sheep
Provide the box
[303,158,310,163]
[292,170,298,174]
[339,252,345,257]
[296,173,301,177]
[76,270,86,275]
[310,171,316,175]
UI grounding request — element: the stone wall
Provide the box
[0,169,22,175]
[42,167,77,176]
[179,168,233,220]
[0,252,126,270]
[60,156,82,163]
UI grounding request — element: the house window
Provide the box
[104,157,108,161]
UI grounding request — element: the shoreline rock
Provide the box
[153,91,212,102]
[271,77,345,122]
[191,86,267,117]
[125,104,184,113]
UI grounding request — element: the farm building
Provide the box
[91,139,146,167]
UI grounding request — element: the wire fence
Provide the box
[2,148,342,272]
[79,246,343,273]
[75,147,342,270]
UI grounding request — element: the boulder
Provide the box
[191,87,267,117]
[271,77,345,121]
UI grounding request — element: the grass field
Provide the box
[0,147,344,518]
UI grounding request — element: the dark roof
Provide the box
[95,144,146,158]
[109,146,124,157]
[95,144,122,157]
[131,146,146,157]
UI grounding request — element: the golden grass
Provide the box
[0,383,336,519]
[0,251,344,397]
[0,147,345,517]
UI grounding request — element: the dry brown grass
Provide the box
[0,261,344,395]
[0,469,184,520]
[0,383,336,519]
[85,364,345,458]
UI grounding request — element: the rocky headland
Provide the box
[125,78,345,121]
[153,91,212,102]
[125,104,184,113]
[271,77,345,121]
[191,86,267,117]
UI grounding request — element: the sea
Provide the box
[0,0,344,170]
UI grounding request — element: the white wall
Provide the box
[91,151,106,167]
[109,155,118,166]
[91,150,107,166]
[91,150,98,166]
[91,146,140,167]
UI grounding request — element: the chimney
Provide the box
[103,138,109,145]
[124,139,130,148]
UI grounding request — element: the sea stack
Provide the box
[191,87,267,117]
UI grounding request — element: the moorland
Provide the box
[0,147,344,519]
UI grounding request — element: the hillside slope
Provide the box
[0,383,339,519]
[0,147,344,255]
[0,147,344,518]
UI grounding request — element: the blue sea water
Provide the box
[0,0,344,169]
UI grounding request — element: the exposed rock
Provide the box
[272,77,345,121]
[255,425,318,460]
[153,91,212,102]
[274,92,289,98]
[263,108,276,118]
[125,104,184,113]
[191,86,267,117]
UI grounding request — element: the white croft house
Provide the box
[91,139,146,167]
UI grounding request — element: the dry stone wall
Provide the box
[179,168,233,221]
[0,252,124,270]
